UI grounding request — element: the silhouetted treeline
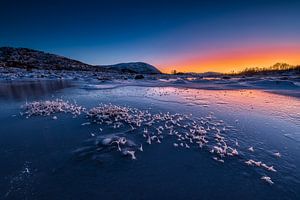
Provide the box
[227,63,300,76]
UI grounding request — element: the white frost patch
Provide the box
[87,103,147,127]
[21,99,85,117]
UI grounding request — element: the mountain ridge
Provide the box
[0,47,161,74]
[100,62,161,74]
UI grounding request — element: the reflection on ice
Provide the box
[0,80,72,100]
[144,87,300,126]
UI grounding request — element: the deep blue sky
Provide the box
[1,0,300,72]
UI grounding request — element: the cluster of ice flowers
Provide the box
[21,99,85,118]
[21,101,279,185]
[87,103,149,128]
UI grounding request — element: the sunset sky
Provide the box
[0,0,299,73]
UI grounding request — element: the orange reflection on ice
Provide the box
[147,87,300,125]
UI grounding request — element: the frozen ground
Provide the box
[0,69,299,200]
[1,67,299,97]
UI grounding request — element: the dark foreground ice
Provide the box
[0,79,299,200]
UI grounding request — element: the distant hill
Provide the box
[0,47,161,74]
[100,62,161,74]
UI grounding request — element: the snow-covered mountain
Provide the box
[0,47,161,74]
[100,62,161,74]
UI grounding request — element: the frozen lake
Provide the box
[0,80,299,200]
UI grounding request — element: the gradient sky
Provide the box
[1,0,300,73]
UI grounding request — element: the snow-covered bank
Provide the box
[81,76,300,98]
[0,67,299,98]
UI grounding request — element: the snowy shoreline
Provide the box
[1,67,299,98]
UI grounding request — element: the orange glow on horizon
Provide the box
[158,46,300,73]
